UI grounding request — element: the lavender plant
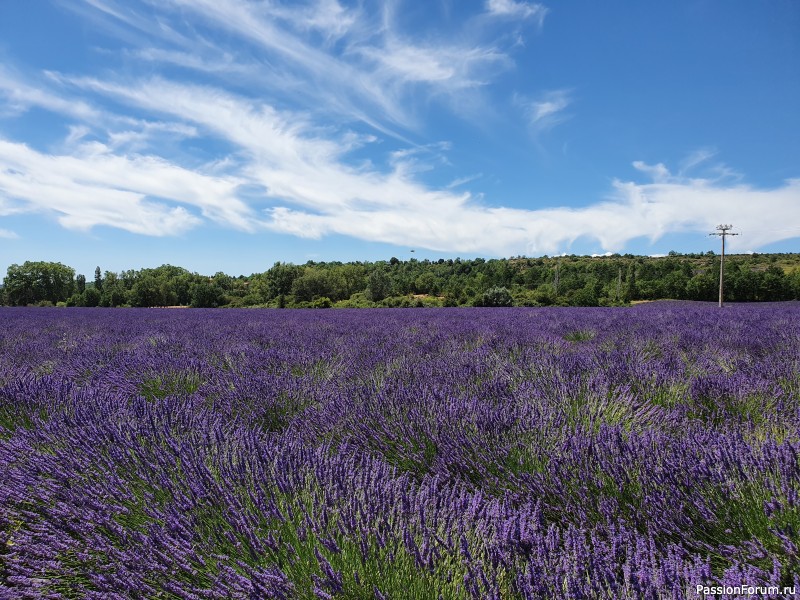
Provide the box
[0,303,798,598]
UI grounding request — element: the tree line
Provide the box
[2,252,799,308]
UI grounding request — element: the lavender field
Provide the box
[1,304,798,599]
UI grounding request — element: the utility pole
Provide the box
[709,224,739,307]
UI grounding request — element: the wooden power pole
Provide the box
[709,224,739,307]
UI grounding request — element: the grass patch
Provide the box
[563,329,596,342]
[138,370,203,401]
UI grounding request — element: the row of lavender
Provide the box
[1,304,798,598]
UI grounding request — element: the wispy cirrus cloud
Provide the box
[0,65,102,122]
[357,40,507,89]
[130,47,254,76]
[516,88,573,134]
[67,0,528,129]
[0,65,200,156]
[9,63,798,256]
[485,0,548,25]
[679,147,717,173]
[147,0,413,127]
[271,0,358,42]
[2,1,798,259]
[2,72,799,255]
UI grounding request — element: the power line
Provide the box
[709,224,739,308]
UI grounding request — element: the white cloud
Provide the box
[105,120,198,152]
[0,138,252,235]
[65,125,92,146]
[447,174,483,189]
[279,0,358,42]
[86,0,526,130]
[356,37,509,91]
[605,163,800,250]
[131,47,248,75]
[632,160,671,183]
[486,0,548,25]
[679,147,716,174]
[147,0,413,126]
[0,66,102,122]
[363,43,457,83]
[254,159,800,257]
[5,66,799,257]
[0,228,19,239]
[518,89,572,133]
[2,2,798,260]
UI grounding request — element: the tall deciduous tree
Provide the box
[366,269,392,301]
[3,261,75,305]
[265,262,302,305]
[83,287,101,307]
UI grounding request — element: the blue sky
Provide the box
[1,0,799,277]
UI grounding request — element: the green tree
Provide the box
[211,272,234,292]
[414,272,438,295]
[336,264,367,299]
[533,284,556,306]
[66,293,85,307]
[76,274,86,294]
[94,266,103,292]
[131,275,168,307]
[760,265,789,301]
[477,286,513,307]
[99,272,129,307]
[620,266,633,302]
[685,273,716,301]
[366,269,392,302]
[4,261,75,306]
[312,296,333,308]
[264,262,302,305]
[662,270,689,299]
[569,281,600,306]
[83,287,101,307]
[728,264,758,302]
[789,269,800,300]
[292,268,338,303]
[140,265,191,305]
[190,281,224,308]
